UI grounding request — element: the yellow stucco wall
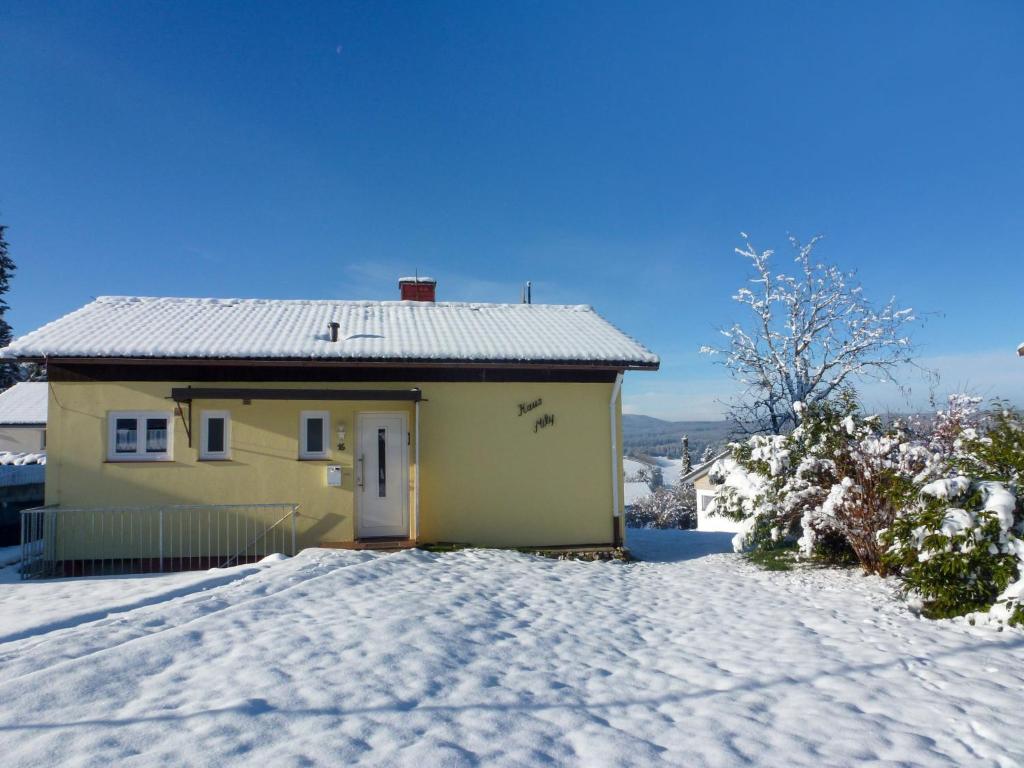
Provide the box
[45,378,623,551]
[693,474,714,492]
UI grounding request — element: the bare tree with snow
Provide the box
[702,234,921,434]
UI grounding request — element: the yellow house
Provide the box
[5,278,658,571]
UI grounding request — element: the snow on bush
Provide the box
[882,478,1023,625]
[711,392,926,572]
[626,486,696,530]
[881,405,1024,626]
[712,391,1024,626]
[708,455,770,551]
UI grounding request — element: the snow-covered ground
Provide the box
[0,534,1022,766]
[624,456,683,487]
[623,480,651,507]
[651,455,683,486]
[622,457,650,481]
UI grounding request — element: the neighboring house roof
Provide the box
[678,451,730,485]
[1,296,660,369]
[0,382,47,426]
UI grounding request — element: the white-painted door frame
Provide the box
[355,411,410,538]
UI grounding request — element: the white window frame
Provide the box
[698,490,716,513]
[199,410,231,460]
[299,411,331,460]
[107,411,174,462]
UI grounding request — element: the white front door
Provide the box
[356,412,410,538]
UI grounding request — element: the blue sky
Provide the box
[1,1,1021,419]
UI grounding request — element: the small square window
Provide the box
[299,411,330,459]
[200,411,231,460]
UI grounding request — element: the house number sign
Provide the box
[518,397,556,434]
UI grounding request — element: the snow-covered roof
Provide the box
[1,296,660,368]
[678,451,730,484]
[0,382,47,425]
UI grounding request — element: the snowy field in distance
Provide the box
[0,534,1022,766]
[625,455,685,487]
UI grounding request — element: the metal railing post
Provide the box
[19,510,27,580]
[291,505,297,556]
[159,508,164,573]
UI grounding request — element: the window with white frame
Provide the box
[299,411,330,459]
[107,411,173,461]
[699,491,716,512]
[200,410,231,460]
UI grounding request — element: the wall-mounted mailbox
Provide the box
[326,465,343,487]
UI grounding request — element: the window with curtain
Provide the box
[107,412,173,461]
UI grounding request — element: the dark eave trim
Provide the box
[26,355,660,372]
[51,362,622,384]
[170,387,423,403]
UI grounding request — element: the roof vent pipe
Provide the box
[328,322,340,342]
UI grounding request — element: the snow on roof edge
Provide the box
[2,295,660,368]
[0,382,48,424]
[678,451,731,484]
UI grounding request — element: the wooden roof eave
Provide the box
[169,387,423,403]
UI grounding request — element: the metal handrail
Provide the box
[19,502,301,579]
[33,502,299,513]
[220,507,299,569]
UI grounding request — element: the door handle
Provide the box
[357,455,365,489]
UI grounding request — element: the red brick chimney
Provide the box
[399,276,436,302]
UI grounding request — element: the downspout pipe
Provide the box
[609,372,624,547]
[414,399,421,542]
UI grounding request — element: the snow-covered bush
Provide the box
[881,478,1023,624]
[712,393,925,573]
[712,390,1024,622]
[880,405,1024,626]
[954,402,1024,486]
[626,487,696,529]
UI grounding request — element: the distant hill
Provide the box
[623,414,733,459]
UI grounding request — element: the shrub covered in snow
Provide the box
[882,478,1023,624]
[952,402,1024,486]
[626,486,696,529]
[880,405,1024,626]
[712,394,1024,623]
[712,393,925,572]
